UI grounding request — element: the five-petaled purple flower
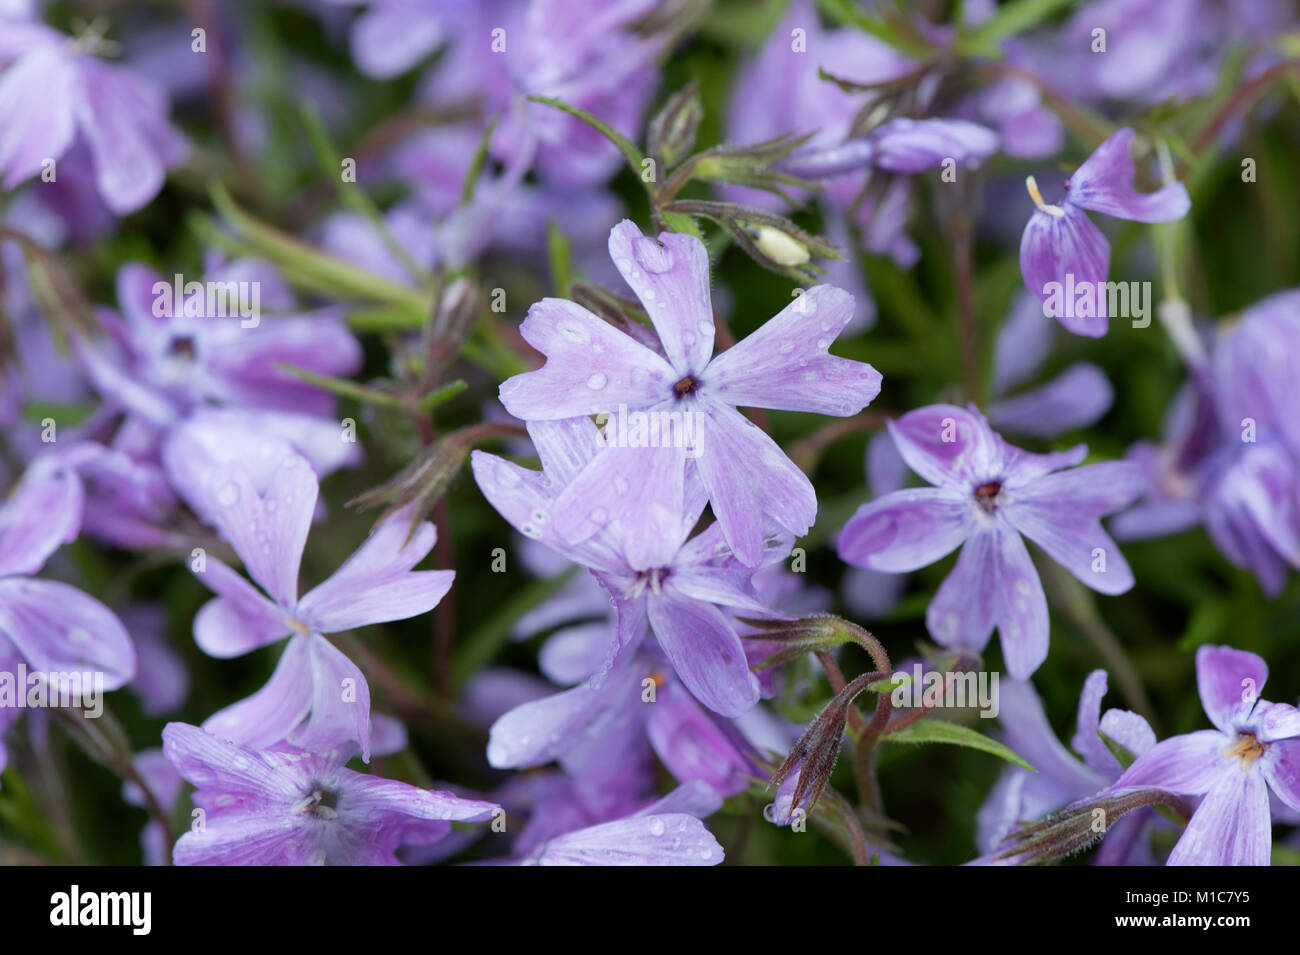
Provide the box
[498,219,881,567]
[164,434,453,761]
[1110,645,1300,866]
[838,404,1143,677]
[473,417,789,717]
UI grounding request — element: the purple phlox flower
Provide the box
[842,320,1115,622]
[473,415,793,717]
[501,777,725,866]
[161,721,498,865]
[1114,290,1300,595]
[162,435,453,761]
[77,258,363,429]
[487,0,665,189]
[122,748,183,866]
[1110,645,1300,865]
[838,404,1143,677]
[1020,127,1191,337]
[0,18,188,215]
[498,219,881,568]
[975,670,1161,866]
[0,455,136,741]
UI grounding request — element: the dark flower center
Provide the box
[167,334,197,360]
[298,787,339,819]
[974,481,1002,514]
[630,567,670,597]
[1227,732,1265,769]
[672,375,700,399]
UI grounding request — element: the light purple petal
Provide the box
[0,578,135,689]
[987,362,1114,439]
[530,814,723,865]
[298,513,453,633]
[1111,730,1228,795]
[1261,739,1300,812]
[551,443,686,570]
[1019,204,1111,337]
[200,635,313,749]
[0,463,83,577]
[608,220,715,374]
[1167,767,1269,866]
[647,593,758,718]
[499,298,676,419]
[926,528,999,654]
[1003,461,1143,595]
[73,59,171,215]
[192,558,291,657]
[993,528,1050,678]
[703,285,881,416]
[1068,127,1191,223]
[1196,644,1268,734]
[206,452,319,608]
[886,404,1000,489]
[0,45,76,190]
[289,634,372,762]
[695,402,816,566]
[837,487,973,573]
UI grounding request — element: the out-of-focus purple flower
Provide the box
[0,19,188,215]
[473,416,789,717]
[1114,290,1300,595]
[78,258,363,429]
[1110,645,1300,865]
[976,670,1160,865]
[497,220,881,566]
[838,404,1142,677]
[162,436,453,761]
[784,117,999,179]
[1019,128,1190,337]
[162,722,498,865]
[0,456,136,724]
[320,0,480,80]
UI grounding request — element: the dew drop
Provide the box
[586,372,608,390]
[649,817,666,837]
[217,482,240,507]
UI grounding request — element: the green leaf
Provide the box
[958,0,1074,56]
[275,363,403,407]
[660,209,705,239]
[815,0,934,58]
[546,219,574,296]
[1098,729,1138,771]
[885,719,1036,771]
[417,379,468,412]
[527,95,646,182]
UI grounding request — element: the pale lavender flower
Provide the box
[162,722,498,865]
[838,404,1142,677]
[77,258,362,429]
[498,219,881,567]
[1110,645,1300,865]
[473,416,789,716]
[1020,127,1190,337]
[0,19,187,215]
[162,434,453,761]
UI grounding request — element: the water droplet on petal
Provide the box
[649,817,666,837]
[217,482,240,507]
[586,372,608,390]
